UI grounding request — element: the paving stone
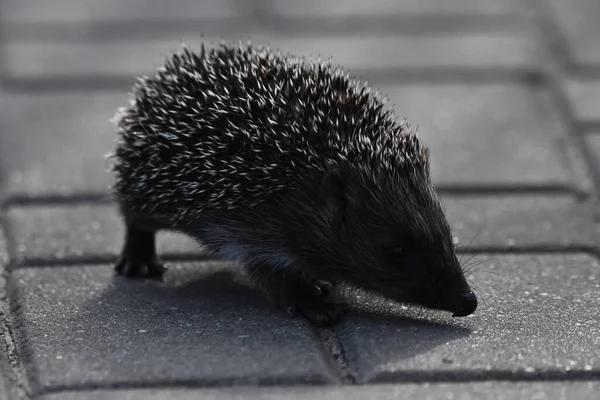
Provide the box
[3,30,540,80]
[271,0,521,18]
[547,0,600,66]
[11,262,337,394]
[0,361,9,400]
[37,381,600,400]
[6,204,205,265]
[384,83,574,186]
[334,253,600,383]
[564,78,600,123]
[442,194,595,249]
[0,225,8,279]
[582,134,600,177]
[0,0,237,23]
[6,194,594,267]
[0,91,128,197]
[0,228,16,400]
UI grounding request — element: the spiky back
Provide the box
[110,42,430,215]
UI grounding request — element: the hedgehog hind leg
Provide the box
[246,261,345,327]
[115,223,166,280]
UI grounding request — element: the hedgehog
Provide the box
[109,41,477,326]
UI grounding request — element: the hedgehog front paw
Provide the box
[286,299,346,327]
[284,280,345,326]
[311,280,335,299]
[115,256,166,280]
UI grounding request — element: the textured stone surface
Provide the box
[0,359,9,400]
[547,0,600,65]
[3,30,540,80]
[0,0,238,22]
[6,204,205,265]
[334,254,600,383]
[38,382,600,400]
[11,263,337,393]
[0,92,127,197]
[0,228,17,400]
[443,194,595,249]
[564,79,600,123]
[385,83,574,186]
[272,0,522,17]
[582,135,600,184]
[6,195,593,266]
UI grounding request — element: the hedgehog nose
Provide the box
[452,291,477,317]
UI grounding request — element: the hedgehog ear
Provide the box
[318,169,346,218]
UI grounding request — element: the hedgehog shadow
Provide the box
[53,262,472,373]
[329,287,473,364]
[96,263,468,357]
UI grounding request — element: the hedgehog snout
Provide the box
[450,290,478,317]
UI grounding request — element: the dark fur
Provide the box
[111,43,477,326]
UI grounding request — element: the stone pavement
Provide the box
[0,0,600,399]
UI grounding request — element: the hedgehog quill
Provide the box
[109,42,477,326]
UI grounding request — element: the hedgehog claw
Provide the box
[115,257,166,280]
[286,305,298,318]
[312,280,334,298]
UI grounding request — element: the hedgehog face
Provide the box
[372,232,478,318]
[319,168,477,317]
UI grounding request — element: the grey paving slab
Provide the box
[37,381,600,400]
[442,194,595,249]
[334,253,600,383]
[0,227,17,400]
[564,78,600,123]
[271,0,522,18]
[11,262,337,394]
[0,91,127,197]
[385,83,574,186]
[547,0,600,66]
[582,134,600,177]
[6,204,205,265]
[0,0,238,23]
[0,82,576,198]
[6,194,595,267]
[3,30,541,80]
[0,362,9,400]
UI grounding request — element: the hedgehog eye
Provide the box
[389,247,405,259]
[386,247,407,265]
